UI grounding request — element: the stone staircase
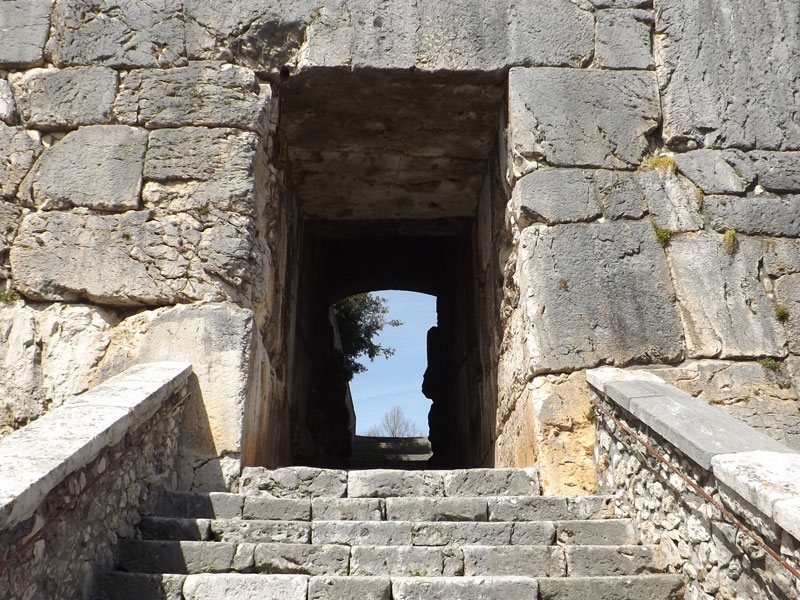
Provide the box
[348,436,433,470]
[94,467,684,600]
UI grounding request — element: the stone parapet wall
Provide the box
[0,362,190,600]
[589,367,800,600]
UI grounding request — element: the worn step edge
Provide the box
[537,574,685,600]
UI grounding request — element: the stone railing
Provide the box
[0,362,191,600]
[588,367,800,600]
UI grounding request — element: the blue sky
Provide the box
[349,290,437,435]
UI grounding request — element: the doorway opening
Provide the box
[264,68,509,469]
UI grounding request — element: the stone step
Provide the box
[116,540,659,578]
[95,572,685,600]
[151,490,613,521]
[238,467,541,499]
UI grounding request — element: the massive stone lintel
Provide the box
[655,0,800,150]
[185,0,594,74]
[508,68,660,174]
[517,220,683,376]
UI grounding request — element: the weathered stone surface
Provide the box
[244,497,311,521]
[775,274,800,355]
[183,573,308,600]
[674,150,754,194]
[186,0,594,73]
[241,467,347,498]
[703,195,800,237]
[386,497,487,522]
[0,0,51,68]
[312,498,383,521]
[508,68,659,172]
[668,233,787,358]
[348,470,444,498]
[712,451,800,519]
[751,151,800,193]
[565,545,659,576]
[0,303,117,437]
[392,576,539,600]
[8,67,118,130]
[463,545,566,577]
[763,238,800,277]
[410,522,549,547]
[512,169,602,226]
[154,491,243,519]
[312,521,412,546]
[0,123,42,199]
[19,125,146,211]
[210,520,309,544]
[636,169,703,232]
[647,360,800,450]
[94,303,265,491]
[556,519,636,545]
[115,63,275,134]
[655,0,800,149]
[11,203,259,306]
[95,573,186,600]
[143,126,264,215]
[517,221,683,375]
[0,201,22,279]
[538,575,683,600]
[443,469,539,497]
[595,170,647,220]
[0,81,18,125]
[253,543,349,575]
[594,9,653,70]
[46,0,186,68]
[309,576,390,600]
[591,0,650,6]
[351,546,458,577]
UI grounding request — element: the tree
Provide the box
[364,405,419,437]
[332,293,402,380]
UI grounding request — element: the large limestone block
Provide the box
[18,125,147,211]
[517,221,683,375]
[655,0,800,149]
[512,169,602,226]
[674,149,754,195]
[0,302,117,437]
[775,274,800,355]
[762,238,800,277]
[594,170,647,220]
[0,0,51,68]
[46,0,186,68]
[636,169,703,232]
[0,202,22,279]
[703,195,800,237]
[8,67,118,130]
[0,123,42,199]
[667,233,786,358]
[0,81,18,125]
[508,68,660,172]
[751,151,800,193]
[185,0,594,74]
[10,209,255,306]
[115,63,275,135]
[594,9,653,70]
[95,303,267,490]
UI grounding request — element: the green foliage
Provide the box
[655,228,673,248]
[558,278,569,291]
[194,203,212,218]
[775,305,790,322]
[723,229,737,255]
[0,288,20,304]
[641,154,677,174]
[333,293,402,380]
[758,357,782,372]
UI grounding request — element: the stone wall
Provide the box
[589,367,800,600]
[1,0,799,491]
[0,362,189,600]
[494,0,800,492]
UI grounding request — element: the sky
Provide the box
[349,290,437,436]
